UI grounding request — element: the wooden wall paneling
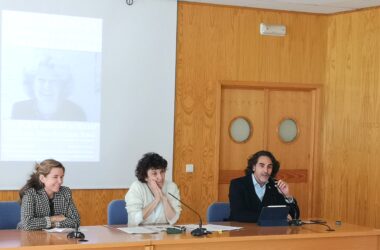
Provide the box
[0,190,19,201]
[72,189,127,225]
[267,89,313,217]
[218,87,266,200]
[323,8,380,227]
[175,2,326,222]
[173,78,219,224]
[219,88,266,171]
[310,87,322,218]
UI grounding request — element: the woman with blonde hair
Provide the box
[18,159,80,230]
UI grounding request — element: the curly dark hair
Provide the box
[135,152,168,183]
[245,150,280,178]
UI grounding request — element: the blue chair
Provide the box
[107,199,128,225]
[207,202,230,222]
[0,201,21,229]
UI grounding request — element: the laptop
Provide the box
[257,205,290,226]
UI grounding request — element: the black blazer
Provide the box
[229,174,300,222]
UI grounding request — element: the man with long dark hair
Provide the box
[229,150,300,222]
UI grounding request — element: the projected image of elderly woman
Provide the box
[11,56,86,121]
[125,152,182,226]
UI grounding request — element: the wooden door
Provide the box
[218,82,321,218]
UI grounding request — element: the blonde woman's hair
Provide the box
[19,159,65,199]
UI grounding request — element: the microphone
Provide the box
[67,223,86,241]
[268,177,291,203]
[63,193,86,241]
[168,193,210,236]
[269,177,302,226]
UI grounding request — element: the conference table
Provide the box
[1,221,379,250]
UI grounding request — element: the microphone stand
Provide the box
[288,203,302,226]
[63,194,87,241]
[67,224,86,241]
[168,193,210,236]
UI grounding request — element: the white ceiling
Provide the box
[180,0,380,14]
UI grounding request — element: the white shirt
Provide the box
[125,180,181,226]
[251,174,267,201]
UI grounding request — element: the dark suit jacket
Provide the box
[229,174,300,222]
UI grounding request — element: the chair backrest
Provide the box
[0,201,21,229]
[107,199,128,225]
[207,202,230,222]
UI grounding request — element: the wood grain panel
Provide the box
[267,90,313,170]
[322,7,380,228]
[0,190,19,201]
[0,189,127,226]
[219,88,265,172]
[175,2,327,223]
[267,90,314,217]
[152,221,380,250]
[154,236,379,250]
[72,189,127,225]
[173,78,219,224]
[2,222,380,250]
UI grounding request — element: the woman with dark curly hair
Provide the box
[125,153,181,226]
[229,150,300,223]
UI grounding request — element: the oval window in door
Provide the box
[229,116,252,143]
[278,118,298,143]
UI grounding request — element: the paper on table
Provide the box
[117,226,168,234]
[181,224,242,232]
[44,228,74,233]
[205,224,242,231]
